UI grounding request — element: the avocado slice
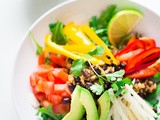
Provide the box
[62,85,85,120]
[80,87,99,120]
[97,90,110,120]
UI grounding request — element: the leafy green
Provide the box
[111,77,132,96]
[71,59,86,77]
[145,82,160,107]
[154,73,160,81]
[36,105,64,120]
[29,31,43,55]
[98,5,117,27]
[89,5,117,46]
[49,21,68,45]
[105,70,125,81]
[90,83,104,95]
[87,46,104,57]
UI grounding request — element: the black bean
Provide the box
[62,97,71,104]
[74,76,80,83]
[85,61,90,66]
[85,82,93,87]
[94,67,101,75]
[68,84,75,92]
[102,64,108,70]
[120,62,126,68]
[115,66,121,71]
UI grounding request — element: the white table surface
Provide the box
[0,0,160,119]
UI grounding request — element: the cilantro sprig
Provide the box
[36,105,64,120]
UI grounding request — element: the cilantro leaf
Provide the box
[49,21,68,45]
[36,105,64,120]
[111,77,132,96]
[71,59,86,77]
[29,31,43,55]
[106,70,125,81]
[89,16,98,31]
[87,46,104,57]
[90,83,104,95]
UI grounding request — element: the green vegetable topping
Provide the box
[105,70,125,81]
[90,83,104,95]
[29,31,43,55]
[49,21,68,45]
[36,105,64,120]
[71,59,86,77]
[87,46,104,57]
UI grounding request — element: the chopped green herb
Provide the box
[105,70,125,81]
[71,59,86,77]
[49,21,68,45]
[36,105,64,120]
[89,16,98,31]
[90,83,104,95]
[87,46,104,57]
[29,31,43,55]
[111,77,132,96]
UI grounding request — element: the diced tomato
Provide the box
[47,94,62,105]
[53,84,68,94]
[47,72,55,81]
[30,72,39,87]
[34,92,46,101]
[37,65,54,78]
[52,103,70,114]
[41,100,52,108]
[50,53,67,67]
[42,81,54,95]
[52,68,68,83]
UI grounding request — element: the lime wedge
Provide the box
[108,10,143,47]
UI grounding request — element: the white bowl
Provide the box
[12,0,160,119]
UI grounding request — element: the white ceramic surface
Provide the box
[12,0,160,119]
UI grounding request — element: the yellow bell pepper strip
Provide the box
[45,34,104,65]
[81,25,118,65]
[63,22,92,45]
[63,44,95,54]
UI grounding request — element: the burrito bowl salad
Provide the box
[29,5,160,120]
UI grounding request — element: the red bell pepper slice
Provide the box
[126,58,160,79]
[140,38,156,49]
[115,40,146,57]
[126,47,160,72]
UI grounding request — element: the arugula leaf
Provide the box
[71,59,86,77]
[145,82,160,106]
[89,16,98,30]
[90,83,104,95]
[29,31,43,55]
[49,21,68,45]
[106,70,125,81]
[87,46,104,57]
[36,105,64,120]
[98,4,117,27]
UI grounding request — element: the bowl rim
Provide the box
[11,0,160,119]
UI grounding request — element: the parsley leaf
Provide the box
[87,46,104,57]
[29,31,43,55]
[36,105,64,120]
[71,59,86,77]
[90,83,104,95]
[49,21,68,45]
[105,70,125,81]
